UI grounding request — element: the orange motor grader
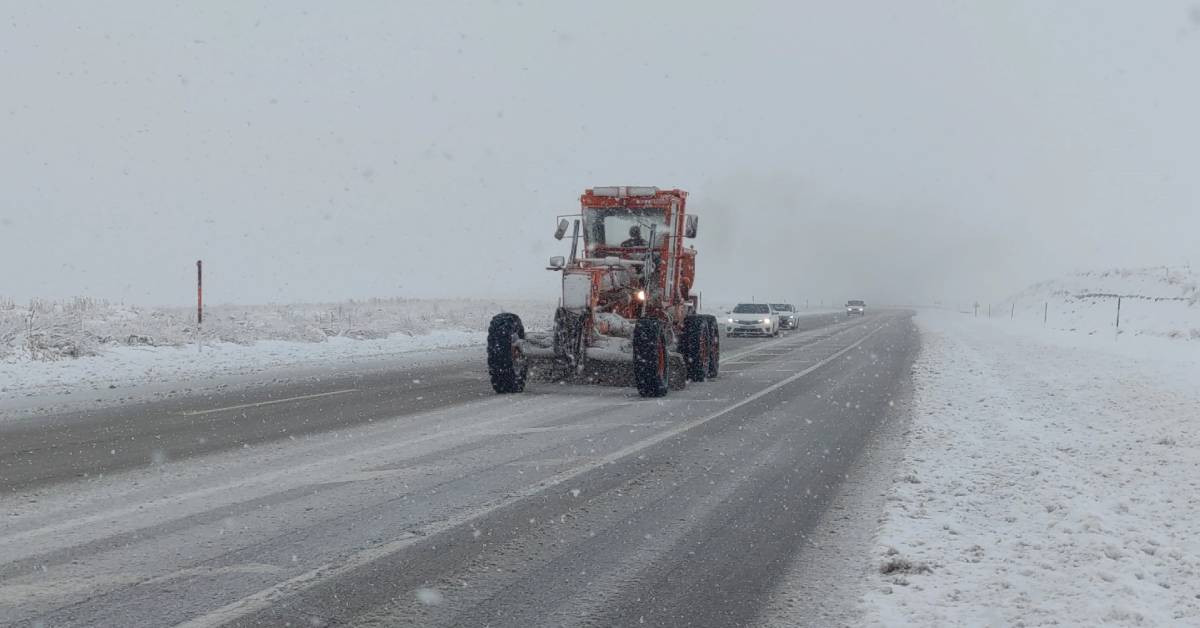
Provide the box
[487,186,719,397]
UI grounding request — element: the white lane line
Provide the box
[719,319,868,364]
[173,323,885,628]
[1,395,567,549]
[177,389,359,416]
[721,335,831,365]
[143,563,285,586]
[723,336,801,361]
[487,421,674,435]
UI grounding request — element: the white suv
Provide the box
[846,300,866,316]
[770,303,798,329]
[725,303,779,337]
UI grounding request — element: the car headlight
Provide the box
[727,318,734,323]
[762,318,770,324]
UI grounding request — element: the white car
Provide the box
[770,303,798,329]
[846,299,866,316]
[725,303,779,337]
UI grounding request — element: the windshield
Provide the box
[847,300,865,306]
[770,304,792,311]
[733,303,770,314]
[583,207,669,250]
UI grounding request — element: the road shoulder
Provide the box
[0,341,483,422]
[861,309,1200,626]
[754,319,918,627]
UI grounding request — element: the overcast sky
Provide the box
[2,1,1197,307]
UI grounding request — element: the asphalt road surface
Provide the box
[0,310,917,627]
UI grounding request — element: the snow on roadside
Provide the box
[864,309,1200,626]
[0,330,482,401]
[0,298,553,407]
[0,297,554,361]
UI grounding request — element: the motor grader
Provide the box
[487,186,719,397]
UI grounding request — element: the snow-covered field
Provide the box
[0,298,552,408]
[996,266,1198,341]
[864,308,1200,626]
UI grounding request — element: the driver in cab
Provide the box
[621,226,647,248]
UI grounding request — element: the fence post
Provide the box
[1010,302,1015,320]
[1115,296,1122,340]
[1043,301,1048,326]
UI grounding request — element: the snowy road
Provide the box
[1,310,917,627]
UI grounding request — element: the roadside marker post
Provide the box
[197,260,203,354]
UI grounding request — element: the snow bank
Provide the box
[995,266,1199,341]
[0,298,553,403]
[864,309,1200,626]
[0,297,552,360]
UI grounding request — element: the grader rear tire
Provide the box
[487,313,528,393]
[633,318,669,398]
[681,315,708,382]
[702,314,720,378]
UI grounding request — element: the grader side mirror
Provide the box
[684,215,699,238]
[554,219,570,240]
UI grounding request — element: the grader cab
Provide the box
[487,186,719,397]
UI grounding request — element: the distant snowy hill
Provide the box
[998,266,1198,340]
